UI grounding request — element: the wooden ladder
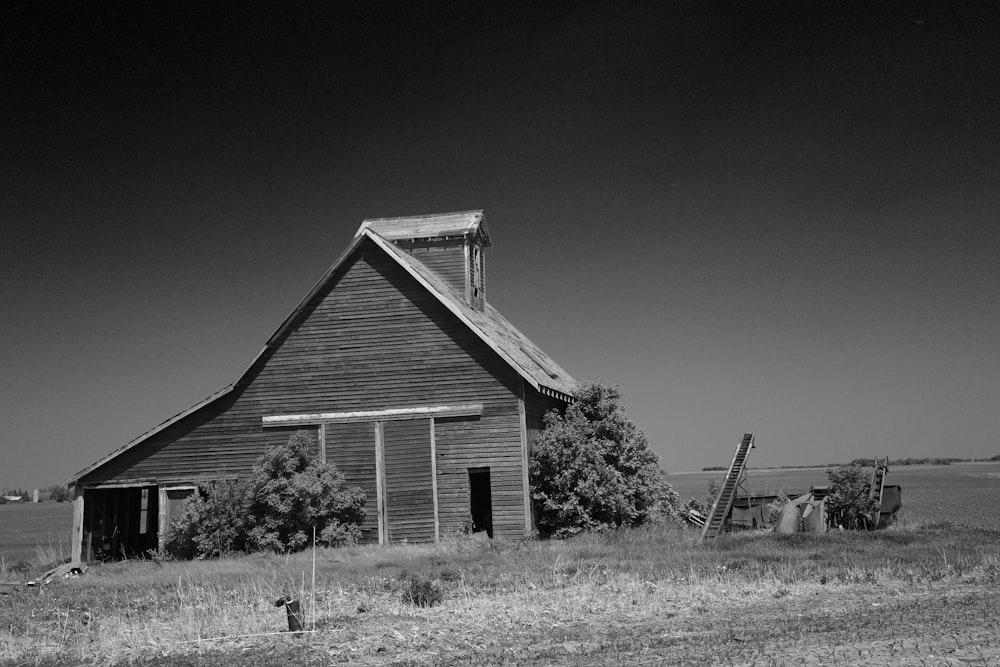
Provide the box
[700,433,755,540]
[868,456,889,522]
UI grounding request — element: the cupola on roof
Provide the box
[356,210,491,246]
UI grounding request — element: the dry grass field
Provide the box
[2,464,999,666]
[0,502,73,567]
[2,526,1000,666]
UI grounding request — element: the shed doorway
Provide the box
[468,467,492,537]
[82,486,158,560]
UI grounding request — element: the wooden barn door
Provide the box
[381,419,437,543]
[324,421,379,543]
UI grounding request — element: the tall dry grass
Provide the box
[2,523,1000,665]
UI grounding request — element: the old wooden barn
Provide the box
[67,211,576,561]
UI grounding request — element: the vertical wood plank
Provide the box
[375,421,386,545]
[318,423,326,463]
[430,419,439,542]
[518,385,532,535]
[71,488,84,563]
[157,487,168,553]
[463,240,470,304]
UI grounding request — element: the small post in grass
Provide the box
[275,596,304,633]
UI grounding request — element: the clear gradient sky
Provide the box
[2,2,999,491]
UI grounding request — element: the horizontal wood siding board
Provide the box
[263,404,482,425]
[404,244,466,295]
[80,240,530,539]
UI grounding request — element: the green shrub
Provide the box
[246,431,367,552]
[529,381,682,538]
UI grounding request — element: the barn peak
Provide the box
[356,210,491,310]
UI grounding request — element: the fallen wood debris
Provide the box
[27,562,88,587]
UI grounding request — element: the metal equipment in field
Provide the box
[867,456,902,528]
[699,433,755,540]
[695,439,902,537]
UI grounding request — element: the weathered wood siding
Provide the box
[324,421,378,540]
[399,241,466,296]
[80,238,529,537]
[383,419,435,542]
[523,387,565,454]
[434,413,524,537]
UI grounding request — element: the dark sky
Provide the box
[2,2,999,491]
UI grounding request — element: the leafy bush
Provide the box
[164,480,252,559]
[825,463,879,529]
[164,431,366,558]
[246,431,367,552]
[529,381,682,538]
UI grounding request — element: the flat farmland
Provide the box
[0,501,73,565]
[4,469,1000,664]
[2,463,999,568]
[665,461,1000,528]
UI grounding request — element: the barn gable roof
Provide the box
[68,212,575,485]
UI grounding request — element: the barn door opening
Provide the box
[82,486,158,561]
[468,467,492,538]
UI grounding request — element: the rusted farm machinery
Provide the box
[821,456,902,531]
[694,436,902,539]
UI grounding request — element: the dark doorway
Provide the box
[468,467,493,537]
[83,486,159,561]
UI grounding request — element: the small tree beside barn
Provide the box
[529,382,680,537]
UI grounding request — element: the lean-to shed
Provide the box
[66,211,576,560]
